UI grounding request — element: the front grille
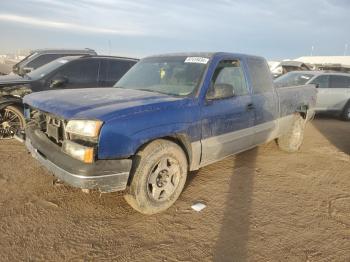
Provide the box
[44,114,68,144]
[27,107,68,145]
[26,106,99,162]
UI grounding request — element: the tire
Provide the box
[341,102,350,121]
[124,139,188,215]
[0,105,25,139]
[277,114,306,153]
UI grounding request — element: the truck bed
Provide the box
[276,84,317,118]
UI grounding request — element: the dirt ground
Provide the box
[0,117,349,262]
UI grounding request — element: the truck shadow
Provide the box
[312,115,350,155]
[213,148,258,262]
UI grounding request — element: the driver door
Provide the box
[200,59,255,166]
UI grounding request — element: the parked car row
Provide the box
[12,48,97,76]
[0,54,138,138]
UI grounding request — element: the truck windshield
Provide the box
[275,72,314,87]
[114,56,208,96]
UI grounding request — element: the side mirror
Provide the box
[50,77,68,88]
[314,83,319,88]
[207,83,234,100]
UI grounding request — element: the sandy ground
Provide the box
[0,117,349,261]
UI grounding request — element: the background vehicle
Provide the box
[271,61,312,78]
[12,48,97,76]
[24,52,316,214]
[0,63,13,76]
[0,55,138,139]
[275,71,350,120]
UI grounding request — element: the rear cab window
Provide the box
[246,57,274,94]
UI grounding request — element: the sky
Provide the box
[0,0,349,60]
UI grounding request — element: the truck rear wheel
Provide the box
[124,139,188,214]
[277,114,306,153]
[0,105,25,139]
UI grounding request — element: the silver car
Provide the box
[275,71,350,120]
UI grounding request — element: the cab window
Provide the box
[208,60,248,99]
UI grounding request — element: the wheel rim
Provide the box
[0,108,23,139]
[147,157,181,202]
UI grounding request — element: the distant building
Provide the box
[295,56,350,65]
[294,56,350,73]
[0,52,27,75]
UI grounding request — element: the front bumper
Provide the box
[25,127,132,193]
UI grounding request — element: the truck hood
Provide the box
[23,88,186,121]
[0,74,30,86]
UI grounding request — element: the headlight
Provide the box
[62,140,94,163]
[66,120,103,138]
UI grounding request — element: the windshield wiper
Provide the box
[113,86,181,97]
[135,88,171,96]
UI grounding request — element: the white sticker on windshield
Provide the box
[58,59,68,64]
[184,57,209,64]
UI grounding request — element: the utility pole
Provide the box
[344,43,348,56]
[310,46,314,56]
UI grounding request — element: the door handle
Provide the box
[246,103,255,111]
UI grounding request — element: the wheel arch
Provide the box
[0,96,24,111]
[133,133,197,172]
[296,104,309,119]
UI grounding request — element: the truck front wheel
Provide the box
[124,139,188,214]
[277,114,306,153]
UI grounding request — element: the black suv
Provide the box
[12,48,97,76]
[0,55,138,139]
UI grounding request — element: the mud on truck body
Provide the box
[23,52,317,214]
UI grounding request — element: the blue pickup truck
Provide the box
[23,52,316,214]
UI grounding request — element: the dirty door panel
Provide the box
[200,59,254,165]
